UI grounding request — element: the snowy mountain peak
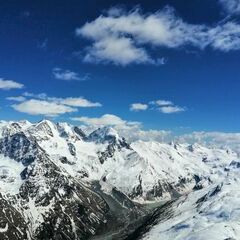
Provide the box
[88,126,121,144]
[56,122,87,141]
[28,119,59,140]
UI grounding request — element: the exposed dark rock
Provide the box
[74,126,87,140]
[68,143,76,156]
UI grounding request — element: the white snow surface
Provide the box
[0,154,24,195]
[0,120,240,239]
[141,168,240,240]
[0,120,238,201]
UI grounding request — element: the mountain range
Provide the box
[0,119,239,240]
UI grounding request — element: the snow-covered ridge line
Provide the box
[0,119,238,201]
[0,119,239,239]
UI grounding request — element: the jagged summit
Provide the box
[88,126,121,143]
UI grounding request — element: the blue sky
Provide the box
[0,0,240,141]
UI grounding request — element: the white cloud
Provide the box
[128,99,186,114]
[0,79,24,90]
[6,96,26,102]
[61,97,102,107]
[23,92,48,99]
[76,6,205,65]
[177,131,240,153]
[71,114,126,126]
[209,22,240,51]
[21,92,102,108]
[82,36,157,66]
[12,99,77,117]
[150,99,186,114]
[76,6,240,65]
[130,103,148,111]
[52,68,89,81]
[76,7,206,65]
[153,100,173,106]
[219,0,240,15]
[117,125,172,143]
[72,113,171,142]
[160,105,186,114]
[71,113,240,151]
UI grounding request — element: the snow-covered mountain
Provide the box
[0,119,239,239]
[139,164,240,240]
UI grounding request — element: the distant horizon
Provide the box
[1,118,239,154]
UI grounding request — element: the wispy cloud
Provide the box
[52,68,89,81]
[6,96,26,102]
[0,79,24,90]
[219,0,240,15]
[12,99,77,117]
[151,100,173,106]
[208,22,240,51]
[21,92,101,108]
[131,99,186,114]
[160,105,186,114]
[76,6,240,65]
[151,99,186,113]
[23,92,47,99]
[37,38,48,50]
[130,103,148,111]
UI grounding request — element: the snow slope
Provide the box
[141,164,240,240]
[0,119,239,239]
[0,154,24,194]
[0,120,238,202]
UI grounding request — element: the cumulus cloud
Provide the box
[130,103,148,111]
[0,79,24,90]
[219,0,240,15]
[82,36,155,65]
[9,92,102,117]
[12,99,77,117]
[52,68,89,81]
[71,114,126,126]
[6,96,26,102]
[76,6,240,65]
[76,6,205,65]
[61,97,102,107]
